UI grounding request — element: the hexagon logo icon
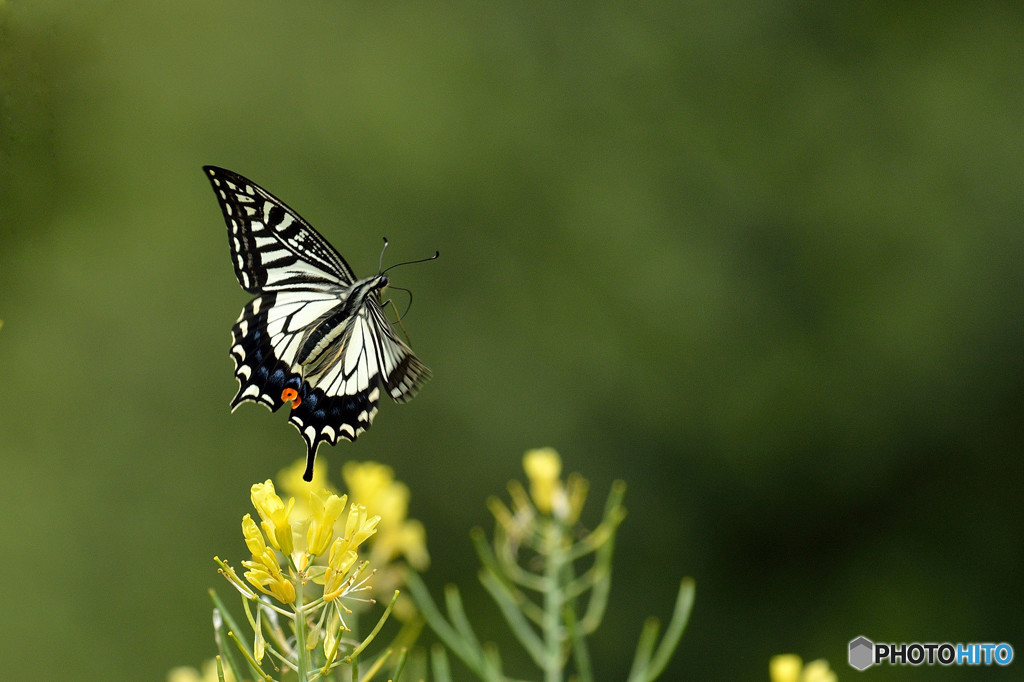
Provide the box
[849,636,874,671]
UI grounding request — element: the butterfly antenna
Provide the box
[378,241,438,341]
[381,249,441,275]
[377,237,390,274]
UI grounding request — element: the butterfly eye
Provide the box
[281,388,302,409]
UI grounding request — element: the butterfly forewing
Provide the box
[205,166,430,480]
[206,166,356,291]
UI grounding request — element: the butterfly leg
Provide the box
[380,296,415,343]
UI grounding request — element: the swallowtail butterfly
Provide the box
[204,166,432,481]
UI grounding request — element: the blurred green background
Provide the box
[2,2,1022,680]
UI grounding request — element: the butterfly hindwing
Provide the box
[205,166,431,480]
[368,304,432,402]
[229,290,339,411]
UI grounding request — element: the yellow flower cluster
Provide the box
[277,458,430,572]
[342,461,429,570]
[492,447,589,528]
[770,655,838,682]
[241,509,296,604]
[216,479,381,607]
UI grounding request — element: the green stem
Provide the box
[641,578,695,681]
[564,603,592,682]
[293,578,309,682]
[626,578,695,682]
[226,631,273,682]
[346,591,400,662]
[541,519,565,682]
[405,573,489,676]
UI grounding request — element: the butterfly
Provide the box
[204,166,433,481]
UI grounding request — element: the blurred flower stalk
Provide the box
[406,448,696,682]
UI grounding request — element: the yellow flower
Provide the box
[323,537,361,601]
[342,461,430,570]
[238,513,297,603]
[387,518,429,570]
[338,503,380,554]
[770,655,802,682]
[523,447,561,514]
[522,448,588,523]
[342,461,395,503]
[770,655,837,682]
[307,490,348,557]
[800,660,838,682]
[241,514,267,557]
[250,480,295,555]
[243,547,296,604]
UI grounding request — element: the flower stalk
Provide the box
[408,448,695,682]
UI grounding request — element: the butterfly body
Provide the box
[204,166,430,481]
[295,274,387,370]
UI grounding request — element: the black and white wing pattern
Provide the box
[204,166,431,481]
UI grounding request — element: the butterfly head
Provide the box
[364,273,390,301]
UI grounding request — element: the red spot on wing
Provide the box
[281,387,301,409]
